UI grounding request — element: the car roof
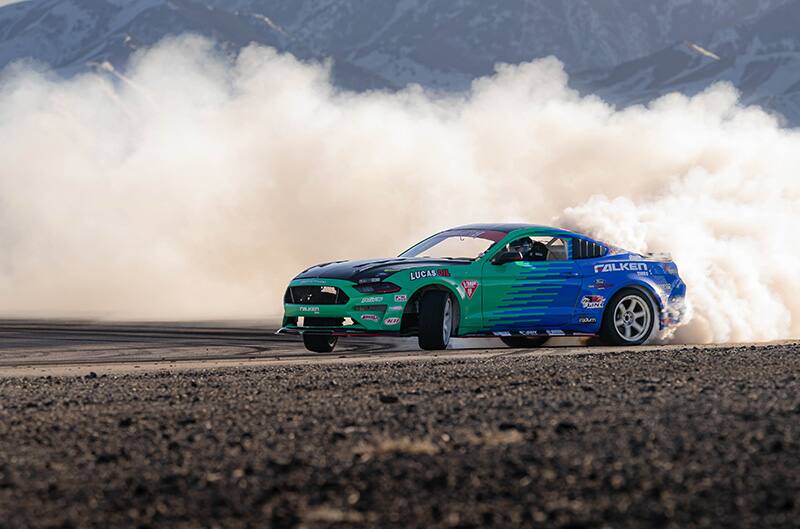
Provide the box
[449,223,581,236]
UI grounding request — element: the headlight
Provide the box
[353,282,402,294]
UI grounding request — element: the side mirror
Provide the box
[492,250,523,265]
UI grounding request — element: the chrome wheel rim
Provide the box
[614,295,651,342]
[442,297,452,344]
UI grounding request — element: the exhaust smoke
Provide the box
[1,36,798,343]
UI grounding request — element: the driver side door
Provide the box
[481,235,582,331]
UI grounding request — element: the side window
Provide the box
[572,238,608,259]
[505,236,570,262]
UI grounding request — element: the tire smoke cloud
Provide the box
[1,36,797,343]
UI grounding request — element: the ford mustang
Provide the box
[279,224,686,352]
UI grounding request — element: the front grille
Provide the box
[285,285,349,305]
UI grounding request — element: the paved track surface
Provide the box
[1,321,799,528]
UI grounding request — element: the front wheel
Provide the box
[418,291,454,350]
[600,289,655,346]
[500,336,549,348]
[303,334,338,353]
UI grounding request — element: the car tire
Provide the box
[600,288,655,346]
[302,334,338,353]
[418,291,453,350]
[500,336,549,348]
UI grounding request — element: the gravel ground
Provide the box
[1,344,799,529]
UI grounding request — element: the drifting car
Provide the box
[279,224,686,352]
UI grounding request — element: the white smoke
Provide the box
[1,35,798,343]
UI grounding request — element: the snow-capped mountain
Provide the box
[0,0,798,122]
[576,0,800,125]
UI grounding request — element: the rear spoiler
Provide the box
[646,252,672,261]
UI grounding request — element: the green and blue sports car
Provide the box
[279,224,686,352]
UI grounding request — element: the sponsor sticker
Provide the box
[299,306,320,313]
[409,269,450,281]
[519,330,541,336]
[360,314,379,322]
[388,305,403,311]
[546,330,566,336]
[493,332,512,337]
[589,278,613,290]
[593,262,648,274]
[581,295,606,309]
[579,317,597,324]
[383,317,401,325]
[394,294,408,302]
[461,280,479,299]
[360,296,384,303]
[358,277,382,284]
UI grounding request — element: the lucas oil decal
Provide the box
[409,269,450,281]
[581,295,605,309]
[594,262,648,273]
[461,280,479,299]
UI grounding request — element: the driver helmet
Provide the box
[508,238,533,257]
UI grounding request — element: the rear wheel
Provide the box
[418,291,453,350]
[600,289,655,346]
[302,334,338,353]
[500,336,549,348]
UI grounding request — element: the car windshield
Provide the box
[400,229,507,259]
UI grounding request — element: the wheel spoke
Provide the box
[631,321,643,332]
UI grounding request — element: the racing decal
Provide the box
[546,330,565,336]
[388,305,403,311]
[358,277,382,284]
[409,269,450,281]
[360,296,384,303]
[579,317,597,324]
[383,317,401,325]
[589,278,614,290]
[493,332,512,337]
[593,262,648,273]
[581,295,605,309]
[461,280,479,299]
[360,314,379,322]
[518,330,542,336]
[394,294,408,302]
[299,306,320,313]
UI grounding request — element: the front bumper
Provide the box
[282,278,410,334]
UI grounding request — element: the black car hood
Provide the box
[295,257,471,282]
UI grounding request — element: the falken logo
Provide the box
[360,296,384,303]
[394,294,408,302]
[581,295,605,309]
[593,262,648,274]
[461,280,479,299]
[383,317,401,325]
[409,269,450,281]
[360,314,379,322]
[299,306,320,312]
